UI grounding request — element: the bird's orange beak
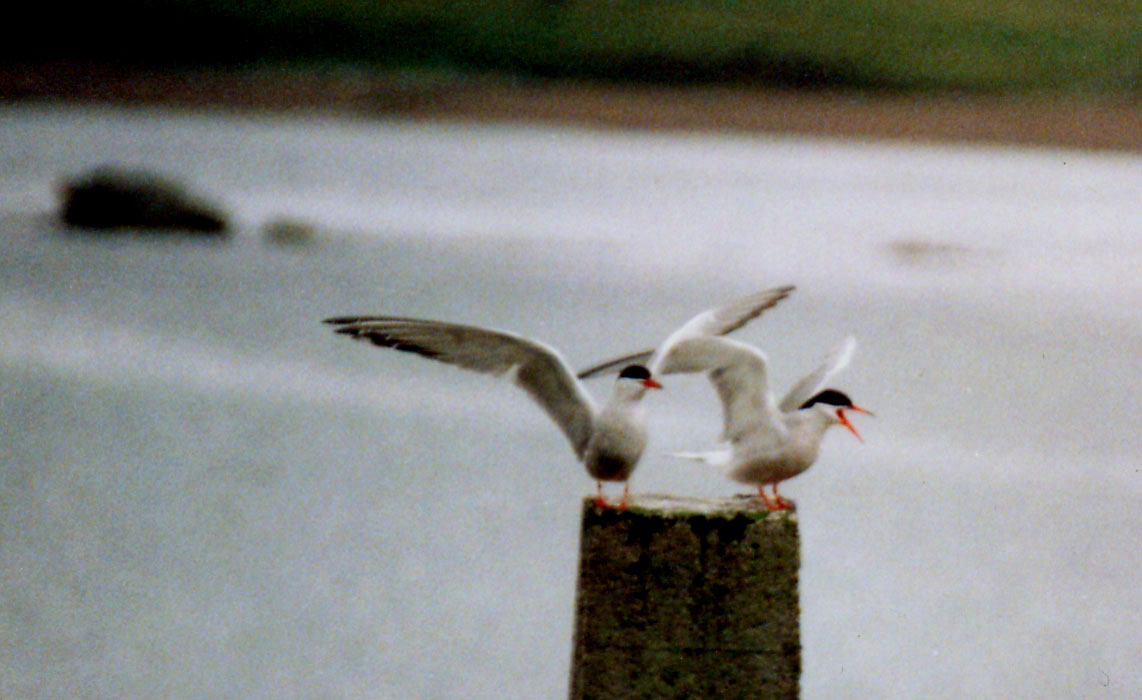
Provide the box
[643,377,663,389]
[837,405,872,442]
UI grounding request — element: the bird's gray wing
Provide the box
[656,336,782,443]
[673,285,797,339]
[325,316,595,458]
[778,335,857,412]
[576,285,795,380]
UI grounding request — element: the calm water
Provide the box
[1,105,1140,698]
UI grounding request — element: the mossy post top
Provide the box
[611,493,800,521]
[570,494,801,699]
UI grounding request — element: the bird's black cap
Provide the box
[799,389,854,410]
[618,365,653,380]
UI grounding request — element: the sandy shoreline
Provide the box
[4,63,1142,152]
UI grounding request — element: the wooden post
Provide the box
[568,494,800,700]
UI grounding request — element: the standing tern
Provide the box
[661,335,870,510]
[323,315,660,509]
[323,287,794,509]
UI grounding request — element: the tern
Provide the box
[324,287,793,509]
[582,304,869,511]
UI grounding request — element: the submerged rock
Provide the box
[261,217,318,246]
[59,166,228,235]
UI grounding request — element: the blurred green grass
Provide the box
[11,0,1142,94]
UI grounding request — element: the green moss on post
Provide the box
[568,495,800,700]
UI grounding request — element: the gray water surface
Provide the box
[1,105,1140,698]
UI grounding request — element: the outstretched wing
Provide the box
[325,316,596,458]
[664,285,797,344]
[656,336,782,443]
[778,335,857,413]
[576,285,795,380]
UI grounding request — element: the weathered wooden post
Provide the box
[568,494,800,700]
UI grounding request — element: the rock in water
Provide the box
[59,166,228,235]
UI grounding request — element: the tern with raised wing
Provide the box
[583,299,870,510]
[323,315,658,509]
[323,287,794,509]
